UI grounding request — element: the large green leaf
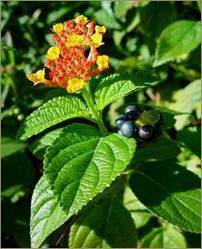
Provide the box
[69,194,137,248]
[44,123,136,218]
[154,20,201,67]
[173,79,201,130]
[95,73,158,111]
[17,96,89,141]
[30,175,67,248]
[140,225,187,248]
[130,161,201,233]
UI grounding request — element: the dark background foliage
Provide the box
[1,1,201,248]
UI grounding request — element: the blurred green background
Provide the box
[1,1,201,248]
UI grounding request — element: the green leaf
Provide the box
[173,79,201,130]
[69,194,137,248]
[130,161,201,233]
[154,20,201,67]
[124,186,152,229]
[95,73,158,111]
[44,123,136,218]
[1,137,26,158]
[30,175,68,248]
[177,127,201,158]
[132,135,180,165]
[140,225,187,248]
[17,96,89,141]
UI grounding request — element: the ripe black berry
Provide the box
[115,115,126,128]
[138,125,153,140]
[125,105,139,120]
[119,120,137,138]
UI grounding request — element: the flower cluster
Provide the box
[27,15,109,93]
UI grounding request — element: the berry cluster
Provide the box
[116,105,161,143]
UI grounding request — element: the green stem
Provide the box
[82,85,108,135]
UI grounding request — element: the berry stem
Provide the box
[82,85,108,135]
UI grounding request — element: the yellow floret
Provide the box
[66,78,86,93]
[90,33,103,47]
[52,23,64,33]
[96,55,109,71]
[95,25,106,34]
[66,34,86,47]
[46,46,60,60]
[26,69,45,85]
[74,15,88,25]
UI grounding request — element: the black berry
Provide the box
[115,115,126,128]
[125,105,139,120]
[119,120,137,138]
[138,125,153,140]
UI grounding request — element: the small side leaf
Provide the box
[30,175,68,248]
[69,194,137,248]
[154,20,201,67]
[95,73,158,111]
[130,161,201,233]
[17,96,89,141]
